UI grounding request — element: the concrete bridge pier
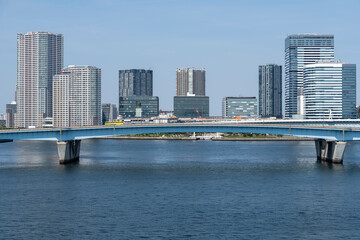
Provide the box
[57,140,81,164]
[315,139,347,163]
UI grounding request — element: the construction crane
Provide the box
[195,108,201,118]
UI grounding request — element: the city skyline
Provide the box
[1,0,360,116]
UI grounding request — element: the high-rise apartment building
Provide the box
[53,65,101,127]
[119,69,152,97]
[176,68,205,96]
[16,31,63,128]
[303,61,356,119]
[258,64,282,118]
[222,97,258,118]
[285,34,334,118]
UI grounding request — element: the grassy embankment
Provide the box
[123,133,284,138]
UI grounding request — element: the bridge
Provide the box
[1,122,360,164]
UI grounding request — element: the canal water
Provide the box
[1,139,360,239]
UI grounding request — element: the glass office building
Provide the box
[119,96,159,118]
[303,61,356,119]
[222,97,258,118]
[258,64,282,118]
[285,34,334,118]
[174,96,209,118]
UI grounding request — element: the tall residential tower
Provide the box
[258,64,282,118]
[16,31,63,128]
[176,68,205,96]
[174,68,208,118]
[285,34,334,118]
[119,69,153,97]
[53,65,101,127]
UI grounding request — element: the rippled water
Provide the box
[1,139,360,239]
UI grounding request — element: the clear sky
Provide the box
[0,0,359,115]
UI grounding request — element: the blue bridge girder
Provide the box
[0,124,360,141]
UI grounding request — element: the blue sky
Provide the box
[0,0,359,115]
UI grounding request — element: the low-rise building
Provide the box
[173,96,209,118]
[222,96,258,118]
[119,96,159,118]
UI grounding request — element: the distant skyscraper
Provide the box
[303,61,356,119]
[102,103,118,124]
[285,34,334,118]
[258,64,282,118]
[119,69,153,97]
[16,31,63,128]
[6,102,17,128]
[176,68,205,96]
[222,97,258,118]
[53,65,101,127]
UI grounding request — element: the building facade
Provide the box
[16,31,63,128]
[119,69,153,97]
[53,65,101,127]
[222,97,258,118]
[285,34,334,118]
[119,96,159,118]
[303,61,356,119]
[176,68,205,96]
[174,96,209,118]
[6,102,17,128]
[258,64,282,118]
[102,103,118,124]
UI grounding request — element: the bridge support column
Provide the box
[315,139,327,160]
[315,139,346,163]
[57,140,81,164]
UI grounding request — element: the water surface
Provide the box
[1,139,360,239]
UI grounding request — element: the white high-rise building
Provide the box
[53,66,101,127]
[16,31,63,128]
[303,61,356,119]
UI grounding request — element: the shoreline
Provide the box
[99,136,314,141]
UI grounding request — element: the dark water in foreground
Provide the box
[1,139,360,239]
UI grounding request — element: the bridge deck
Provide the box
[1,123,360,141]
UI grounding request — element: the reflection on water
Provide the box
[318,160,345,171]
[1,139,360,239]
